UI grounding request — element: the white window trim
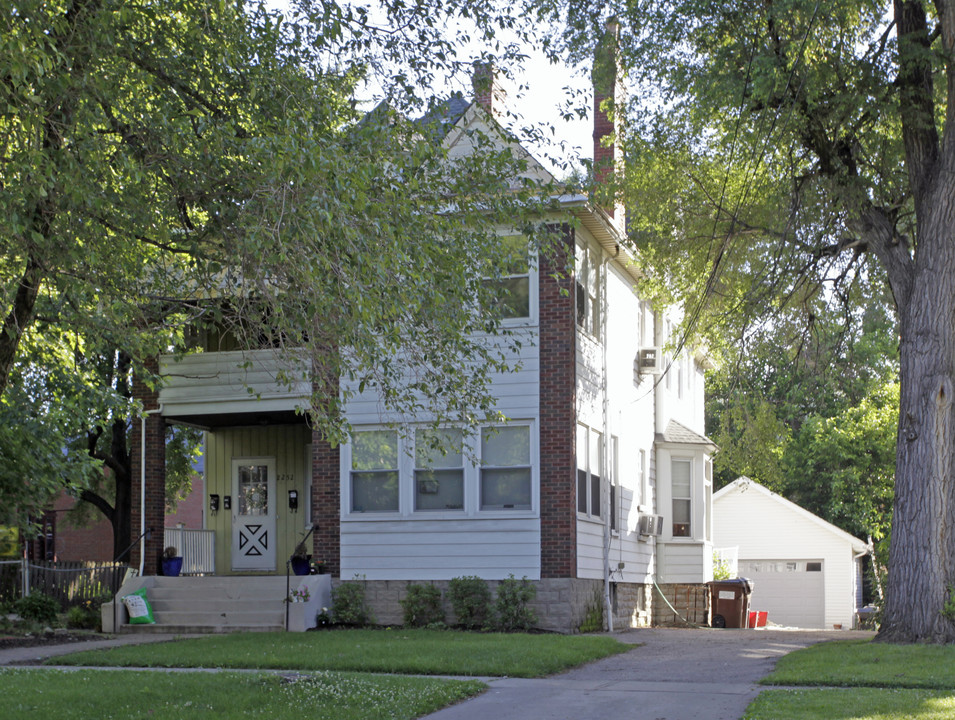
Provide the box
[670,456,693,539]
[576,423,604,521]
[342,422,538,520]
[486,234,538,328]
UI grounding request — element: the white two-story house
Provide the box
[125,60,714,633]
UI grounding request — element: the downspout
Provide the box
[140,406,163,576]
[601,250,613,632]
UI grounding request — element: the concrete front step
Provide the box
[120,623,285,634]
[104,575,332,634]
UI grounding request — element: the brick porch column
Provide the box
[312,434,340,576]
[130,358,166,575]
[538,226,577,578]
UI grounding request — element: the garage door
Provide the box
[738,559,825,629]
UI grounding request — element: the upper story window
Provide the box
[575,243,601,337]
[484,235,531,320]
[350,430,399,513]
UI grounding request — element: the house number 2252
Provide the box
[278,474,294,483]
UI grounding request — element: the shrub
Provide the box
[65,594,110,631]
[14,592,59,625]
[494,575,537,632]
[331,576,375,626]
[448,576,491,629]
[400,583,444,627]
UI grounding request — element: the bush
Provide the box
[400,583,444,628]
[494,575,537,632]
[448,576,491,629]
[65,595,109,631]
[14,592,59,625]
[331,577,375,626]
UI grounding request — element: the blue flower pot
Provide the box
[161,557,183,577]
[290,556,311,576]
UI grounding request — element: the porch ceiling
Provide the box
[163,409,309,430]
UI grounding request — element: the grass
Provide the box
[0,667,485,720]
[745,639,955,720]
[745,688,955,720]
[762,639,955,689]
[50,628,629,677]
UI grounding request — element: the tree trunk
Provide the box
[877,187,955,643]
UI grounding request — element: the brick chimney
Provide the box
[592,20,624,222]
[473,61,506,119]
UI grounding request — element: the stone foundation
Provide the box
[651,583,710,627]
[329,577,656,633]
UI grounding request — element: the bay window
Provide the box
[671,458,692,537]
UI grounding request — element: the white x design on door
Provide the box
[231,457,276,571]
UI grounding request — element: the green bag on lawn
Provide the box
[122,587,156,624]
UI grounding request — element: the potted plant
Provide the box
[161,546,183,577]
[290,541,311,576]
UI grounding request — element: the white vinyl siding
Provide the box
[713,480,868,629]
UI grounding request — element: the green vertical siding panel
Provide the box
[204,424,309,576]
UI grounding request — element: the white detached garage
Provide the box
[713,477,869,629]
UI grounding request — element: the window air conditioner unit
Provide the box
[638,514,665,536]
[636,347,664,375]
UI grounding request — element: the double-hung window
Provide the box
[480,425,532,510]
[348,424,533,515]
[484,235,531,320]
[350,430,399,513]
[415,428,465,511]
[575,243,601,337]
[671,458,692,537]
[576,424,602,518]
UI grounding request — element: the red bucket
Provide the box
[748,611,768,628]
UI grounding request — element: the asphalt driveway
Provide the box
[423,627,874,720]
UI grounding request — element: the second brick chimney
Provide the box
[473,61,507,119]
[592,20,624,222]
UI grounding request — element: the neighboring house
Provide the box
[21,474,205,565]
[713,477,868,630]
[129,61,715,632]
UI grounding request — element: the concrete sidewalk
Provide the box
[0,626,874,720]
[0,632,194,666]
[422,627,875,720]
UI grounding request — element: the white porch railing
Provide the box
[714,546,739,578]
[164,526,215,575]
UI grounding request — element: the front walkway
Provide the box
[423,627,875,720]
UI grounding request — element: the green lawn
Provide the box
[745,688,955,720]
[762,639,955,689]
[0,668,485,720]
[745,639,955,720]
[51,628,629,677]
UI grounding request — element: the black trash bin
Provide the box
[707,578,754,628]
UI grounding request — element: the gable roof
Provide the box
[713,477,869,554]
[656,419,717,449]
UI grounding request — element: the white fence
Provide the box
[164,527,215,575]
[714,546,739,578]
